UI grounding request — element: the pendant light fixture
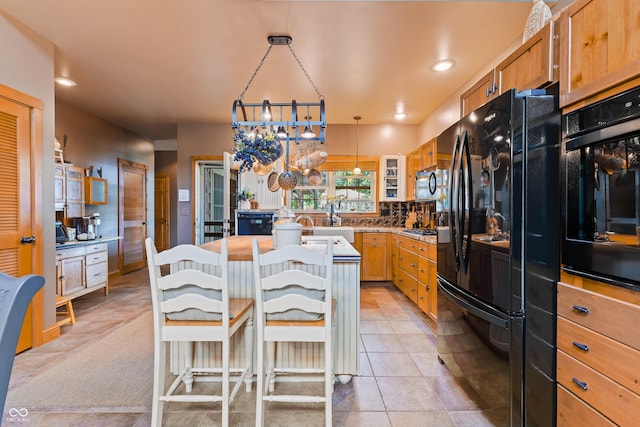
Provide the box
[301,113,316,139]
[353,116,362,175]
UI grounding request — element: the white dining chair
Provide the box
[145,238,253,427]
[251,238,334,427]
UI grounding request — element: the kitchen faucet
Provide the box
[295,214,315,229]
[488,209,509,239]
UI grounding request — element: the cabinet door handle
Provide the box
[21,236,36,244]
[572,341,589,352]
[572,377,588,391]
[572,305,589,314]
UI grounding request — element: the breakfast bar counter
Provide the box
[171,235,361,383]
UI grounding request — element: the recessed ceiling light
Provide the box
[394,112,407,120]
[431,60,455,72]
[55,77,77,87]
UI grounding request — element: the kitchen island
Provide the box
[170,235,361,383]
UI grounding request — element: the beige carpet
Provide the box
[7,312,154,410]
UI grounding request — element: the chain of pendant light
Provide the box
[237,43,323,103]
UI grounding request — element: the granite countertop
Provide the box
[55,236,121,249]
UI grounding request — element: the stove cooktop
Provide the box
[403,228,437,236]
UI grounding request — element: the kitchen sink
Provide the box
[312,226,355,243]
[475,235,508,242]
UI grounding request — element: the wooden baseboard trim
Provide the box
[42,324,61,345]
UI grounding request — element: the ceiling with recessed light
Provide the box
[0,0,565,140]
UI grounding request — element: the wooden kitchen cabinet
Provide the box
[405,148,420,201]
[361,233,388,281]
[461,70,497,117]
[461,21,557,117]
[56,242,109,300]
[496,21,555,96]
[558,0,640,109]
[416,240,437,321]
[55,164,85,224]
[394,235,419,303]
[84,176,108,205]
[421,138,436,170]
[556,274,640,425]
[54,164,65,210]
[392,233,438,318]
[405,138,441,201]
[56,249,85,296]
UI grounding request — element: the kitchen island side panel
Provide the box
[170,258,361,379]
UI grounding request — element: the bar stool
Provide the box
[145,238,254,427]
[251,238,334,427]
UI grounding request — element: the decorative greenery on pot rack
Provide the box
[232,129,283,172]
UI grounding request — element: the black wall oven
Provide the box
[562,85,640,289]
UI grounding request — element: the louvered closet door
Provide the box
[0,97,34,352]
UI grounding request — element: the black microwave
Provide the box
[562,85,640,289]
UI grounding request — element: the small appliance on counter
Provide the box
[71,216,98,240]
[55,221,69,244]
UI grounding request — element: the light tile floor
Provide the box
[5,269,497,426]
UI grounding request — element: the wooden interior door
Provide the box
[118,158,148,273]
[154,174,170,251]
[0,84,43,353]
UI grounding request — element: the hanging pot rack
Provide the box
[231,35,326,145]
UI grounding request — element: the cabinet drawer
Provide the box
[86,243,108,254]
[395,268,418,303]
[56,246,86,260]
[558,316,640,396]
[557,385,615,427]
[557,282,640,350]
[363,233,385,244]
[397,247,418,277]
[427,243,436,261]
[416,241,429,257]
[417,256,429,284]
[85,250,108,266]
[417,283,429,314]
[86,262,108,287]
[397,235,418,251]
[557,350,640,427]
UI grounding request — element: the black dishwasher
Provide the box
[236,211,274,236]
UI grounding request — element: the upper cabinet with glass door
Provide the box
[379,155,406,202]
[84,176,108,205]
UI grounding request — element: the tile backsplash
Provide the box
[339,201,446,228]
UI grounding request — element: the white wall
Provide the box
[0,12,57,327]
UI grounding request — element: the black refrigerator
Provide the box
[436,87,560,426]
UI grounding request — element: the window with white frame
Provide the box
[289,169,376,213]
